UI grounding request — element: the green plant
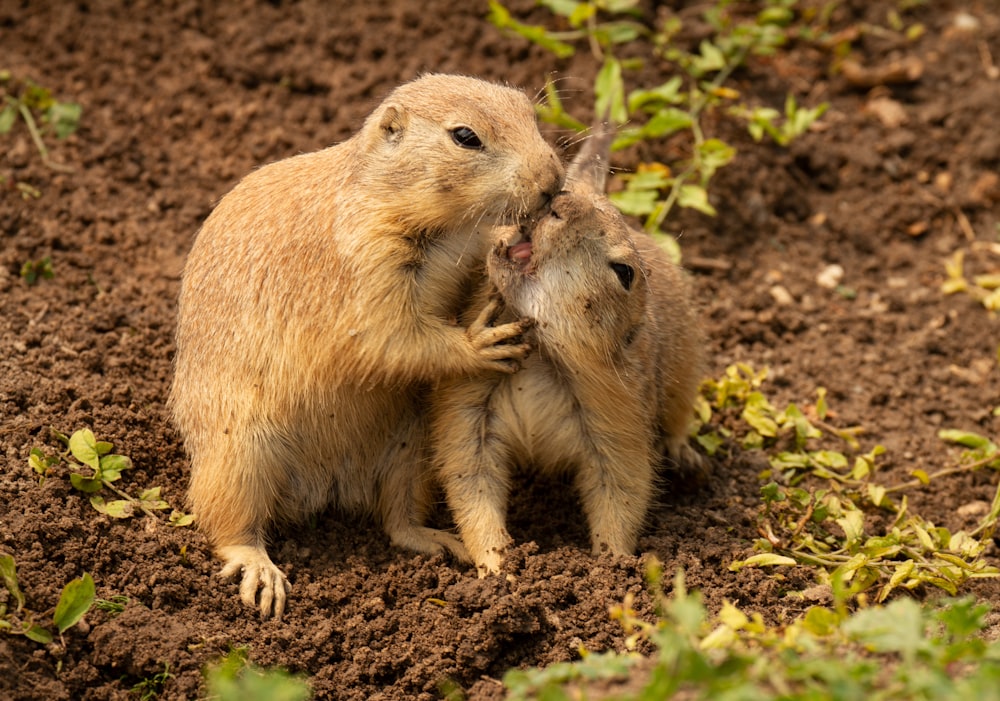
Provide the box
[204,648,312,701]
[131,663,173,701]
[0,70,81,173]
[29,427,195,524]
[693,363,1000,602]
[731,93,830,147]
[95,594,130,617]
[0,553,95,645]
[20,256,54,285]
[489,1,828,261]
[505,564,1000,700]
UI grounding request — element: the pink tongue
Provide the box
[508,241,533,264]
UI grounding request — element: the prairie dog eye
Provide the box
[450,126,484,150]
[610,262,635,291]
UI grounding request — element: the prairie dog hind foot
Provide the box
[217,544,290,620]
[387,524,472,564]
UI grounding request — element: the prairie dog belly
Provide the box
[490,357,588,472]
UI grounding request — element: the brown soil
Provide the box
[2,1,999,699]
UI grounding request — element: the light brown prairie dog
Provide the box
[431,124,704,576]
[170,74,564,619]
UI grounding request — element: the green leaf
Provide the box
[836,510,865,545]
[938,429,992,450]
[98,453,133,481]
[694,431,725,456]
[935,596,989,640]
[801,606,840,635]
[608,187,659,217]
[47,101,81,139]
[677,184,716,215]
[68,429,101,471]
[0,104,17,134]
[696,138,737,174]
[758,6,794,27]
[0,554,25,612]
[603,0,640,13]
[628,76,684,112]
[733,553,797,569]
[594,21,643,46]
[741,392,778,437]
[139,487,170,511]
[488,1,576,58]
[538,0,580,17]
[69,472,104,493]
[28,448,53,476]
[760,482,785,503]
[566,1,594,27]
[878,560,916,602]
[594,56,628,125]
[641,107,693,138]
[53,572,95,634]
[692,39,726,75]
[169,510,196,527]
[842,598,926,659]
[90,495,134,518]
[815,387,828,420]
[24,623,54,644]
[812,450,849,470]
[866,483,888,508]
[22,82,54,111]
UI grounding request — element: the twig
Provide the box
[884,454,1000,495]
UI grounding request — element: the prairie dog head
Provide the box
[360,74,564,231]
[488,124,650,359]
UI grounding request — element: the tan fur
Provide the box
[431,125,704,576]
[169,74,564,618]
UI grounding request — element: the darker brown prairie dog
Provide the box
[431,124,704,576]
[170,74,564,619]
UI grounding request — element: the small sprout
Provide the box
[28,447,59,485]
[0,74,81,174]
[131,663,173,701]
[30,428,184,523]
[94,595,129,616]
[20,256,54,285]
[735,94,829,146]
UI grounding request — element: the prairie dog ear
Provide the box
[378,104,407,144]
[565,122,615,194]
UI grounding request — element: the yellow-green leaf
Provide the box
[0,554,25,612]
[53,572,95,634]
[68,429,100,470]
[742,553,797,568]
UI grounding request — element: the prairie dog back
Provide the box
[432,124,703,576]
[170,74,564,618]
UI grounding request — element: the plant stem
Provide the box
[649,44,749,232]
[16,100,74,174]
